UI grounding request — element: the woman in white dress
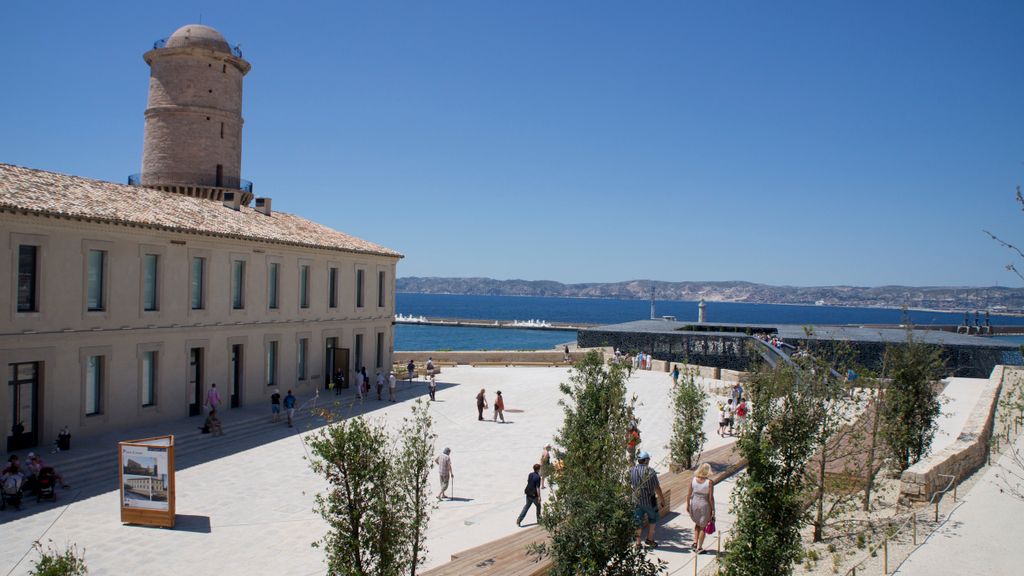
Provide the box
[686,462,715,553]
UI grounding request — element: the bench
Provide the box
[421,443,745,576]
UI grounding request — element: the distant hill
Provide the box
[395,277,1024,313]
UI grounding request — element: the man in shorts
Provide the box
[629,451,665,548]
[434,447,454,500]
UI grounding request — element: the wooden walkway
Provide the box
[421,443,746,576]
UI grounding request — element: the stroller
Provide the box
[35,467,57,502]
[1,473,24,510]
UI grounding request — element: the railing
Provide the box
[152,37,244,58]
[127,173,253,194]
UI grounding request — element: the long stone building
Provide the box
[0,24,401,453]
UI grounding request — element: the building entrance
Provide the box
[7,362,39,452]
[327,346,350,389]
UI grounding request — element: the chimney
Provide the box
[255,197,272,216]
[222,191,240,211]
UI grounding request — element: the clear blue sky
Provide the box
[3,1,1024,287]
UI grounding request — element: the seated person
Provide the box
[1,456,25,508]
[27,453,67,488]
[204,409,223,436]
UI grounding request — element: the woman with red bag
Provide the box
[686,462,716,553]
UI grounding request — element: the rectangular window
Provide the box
[356,269,365,308]
[266,341,278,386]
[376,332,384,369]
[87,250,106,311]
[17,245,38,312]
[268,262,279,309]
[143,254,159,311]
[86,355,103,415]
[328,267,338,309]
[355,334,363,371]
[232,260,246,309]
[300,265,310,309]
[141,351,157,406]
[378,271,386,308]
[191,257,205,310]
[298,338,308,380]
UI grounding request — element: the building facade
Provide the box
[1,24,401,453]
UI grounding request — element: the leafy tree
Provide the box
[668,366,707,470]
[879,331,945,473]
[395,400,437,576]
[30,540,87,576]
[791,338,869,542]
[534,351,664,575]
[307,401,436,576]
[721,362,821,576]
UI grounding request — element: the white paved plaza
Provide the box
[0,366,736,575]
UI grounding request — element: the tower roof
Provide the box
[165,24,231,53]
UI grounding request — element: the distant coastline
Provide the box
[396,277,1024,315]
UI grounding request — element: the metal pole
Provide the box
[717,531,721,556]
[912,512,917,545]
[884,539,889,574]
[935,499,939,522]
[694,551,698,576]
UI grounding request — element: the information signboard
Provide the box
[118,435,175,528]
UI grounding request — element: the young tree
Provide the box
[534,351,663,575]
[721,362,821,576]
[395,400,437,576]
[307,402,437,576]
[668,366,707,470]
[308,416,392,575]
[879,332,945,473]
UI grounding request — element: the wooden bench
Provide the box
[422,443,745,576]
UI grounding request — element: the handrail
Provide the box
[152,37,244,58]
[839,470,959,576]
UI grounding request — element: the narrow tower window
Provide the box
[216,164,223,187]
[220,122,224,139]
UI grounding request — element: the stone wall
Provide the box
[393,350,577,365]
[898,366,1014,502]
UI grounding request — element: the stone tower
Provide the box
[138,24,252,204]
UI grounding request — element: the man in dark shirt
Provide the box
[516,464,543,527]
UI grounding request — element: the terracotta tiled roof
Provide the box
[0,163,402,258]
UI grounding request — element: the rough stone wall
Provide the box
[142,50,246,188]
[898,366,1011,502]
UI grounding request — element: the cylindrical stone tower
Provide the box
[140,24,252,203]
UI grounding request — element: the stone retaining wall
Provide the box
[393,350,577,365]
[899,365,1013,502]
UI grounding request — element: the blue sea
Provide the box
[393,293,1024,351]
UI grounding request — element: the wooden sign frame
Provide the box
[118,434,175,528]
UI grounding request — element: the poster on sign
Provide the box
[118,435,175,527]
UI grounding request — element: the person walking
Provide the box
[375,370,384,401]
[388,371,398,402]
[434,447,454,500]
[563,345,570,362]
[670,365,680,388]
[354,369,365,400]
[493,390,506,423]
[284,389,296,428]
[516,464,543,527]
[407,359,416,382]
[539,444,554,488]
[333,368,344,395]
[629,451,666,548]
[361,367,370,397]
[205,383,221,413]
[686,462,715,553]
[627,424,641,462]
[428,373,437,401]
[476,388,488,421]
[270,388,281,423]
